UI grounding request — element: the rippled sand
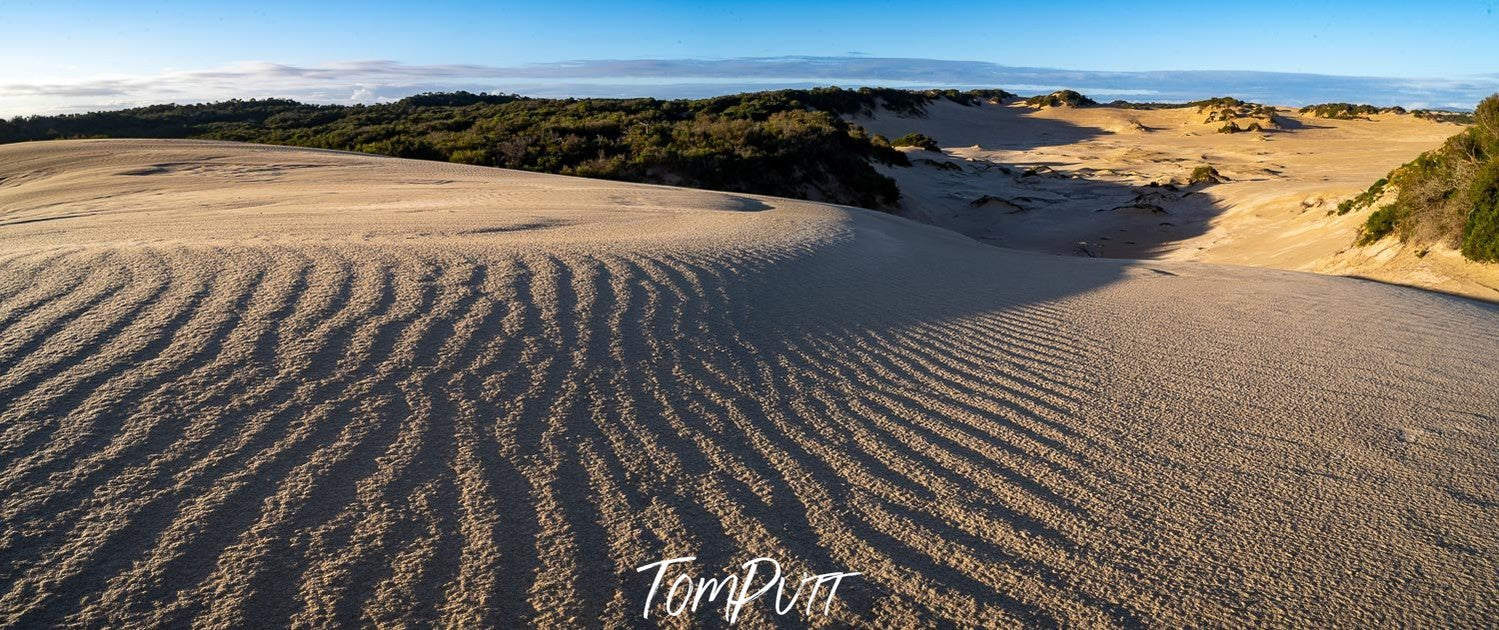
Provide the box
[1,140,1495,627]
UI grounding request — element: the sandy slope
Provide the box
[1,140,1496,628]
[858,100,1499,301]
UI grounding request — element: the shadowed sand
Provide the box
[1,140,1496,627]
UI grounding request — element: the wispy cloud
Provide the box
[4,56,1497,117]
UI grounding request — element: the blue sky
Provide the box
[3,1,1497,115]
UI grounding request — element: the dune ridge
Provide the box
[1,140,1496,627]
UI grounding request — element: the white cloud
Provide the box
[349,86,377,102]
[3,57,1496,117]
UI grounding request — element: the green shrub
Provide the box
[1336,178,1387,215]
[449,148,489,164]
[1477,97,1499,152]
[1298,103,1402,119]
[1461,161,1499,261]
[1347,93,1499,260]
[1023,90,1097,108]
[1359,205,1402,245]
[1412,109,1476,124]
[1189,165,1223,184]
[953,89,1018,104]
[1110,96,1251,110]
[890,132,940,151]
[355,137,444,160]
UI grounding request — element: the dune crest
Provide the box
[1,140,1495,627]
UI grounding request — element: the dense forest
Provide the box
[1350,94,1499,261]
[0,87,1013,210]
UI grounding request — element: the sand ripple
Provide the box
[1,141,1496,627]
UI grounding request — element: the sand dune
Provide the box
[857,100,1499,301]
[1,140,1496,627]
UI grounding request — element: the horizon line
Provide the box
[4,56,1497,118]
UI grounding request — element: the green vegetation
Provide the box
[1189,165,1224,184]
[890,132,940,151]
[0,87,1023,211]
[1353,93,1499,261]
[1193,97,1249,110]
[1299,103,1406,119]
[1217,122,1243,134]
[1198,98,1277,124]
[956,88,1019,103]
[1335,178,1386,215]
[1109,97,1239,110]
[1412,109,1476,125]
[1024,90,1097,108]
[1114,98,1470,128]
[1461,160,1499,260]
[1105,100,1172,110]
[1358,205,1401,245]
[1298,102,1473,124]
[1108,96,1279,119]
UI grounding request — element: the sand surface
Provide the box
[1,139,1496,627]
[859,100,1499,301]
